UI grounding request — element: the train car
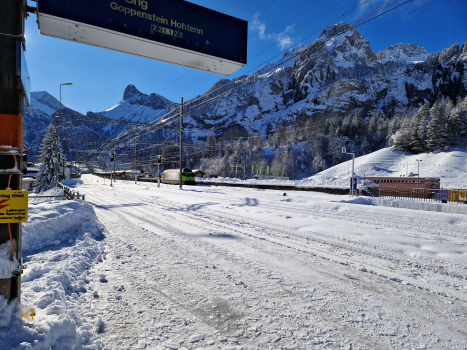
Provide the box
[161,168,196,185]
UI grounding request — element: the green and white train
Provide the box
[161,168,196,185]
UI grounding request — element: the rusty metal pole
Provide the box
[179,97,183,190]
[0,0,27,302]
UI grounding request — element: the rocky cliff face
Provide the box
[122,84,172,110]
[24,22,467,157]
[182,22,466,140]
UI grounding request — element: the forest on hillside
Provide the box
[144,97,467,180]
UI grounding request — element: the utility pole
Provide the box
[59,83,72,180]
[113,140,116,186]
[0,0,28,302]
[110,152,114,187]
[179,97,184,190]
[342,146,356,196]
[134,126,138,169]
[157,154,161,188]
[416,159,422,188]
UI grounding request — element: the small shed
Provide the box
[192,169,206,177]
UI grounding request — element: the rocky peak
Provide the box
[122,84,172,110]
[318,22,377,67]
[376,44,428,63]
[123,84,142,100]
[319,22,357,42]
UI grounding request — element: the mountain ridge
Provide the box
[23,22,467,166]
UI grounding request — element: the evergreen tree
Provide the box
[220,154,231,177]
[312,153,326,173]
[233,141,247,168]
[366,110,380,144]
[327,137,344,166]
[447,98,467,147]
[205,133,217,158]
[427,100,449,151]
[410,103,430,153]
[35,125,63,193]
[281,146,294,178]
[391,115,414,152]
[350,109,363,137]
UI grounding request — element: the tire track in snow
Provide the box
[84,185,467,347]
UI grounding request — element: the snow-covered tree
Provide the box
[327,136,345,166]
[391,115,414,152]
[312,153,326,173]
[410,103,430,153]
[205,133,217,158]
[426,100,449,151]
[35,125,63,193]
[271,146,294,178]
[232,141,247,168]
[447,98,467,147]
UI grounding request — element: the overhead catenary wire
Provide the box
[149,0,414,124]
[95,0,398,145]
[80,0,440,159]
[249,0,277,21]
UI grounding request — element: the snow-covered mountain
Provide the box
[94,84,173,123]
[23,87,173,161]
[180,22,466,141]
[23,91,82,160]
[24,22,467,160]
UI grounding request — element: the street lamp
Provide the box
[342,146,356,196]
[59,83,72,179]
[402,156,408,177]
[416,159,422,188]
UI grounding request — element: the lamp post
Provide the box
[342,146,356,196]
[55,83,73,186]
[416,159,422,188]
[402,156,408,177]
[57,83,73,179]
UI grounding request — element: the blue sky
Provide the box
[25,0,466,114]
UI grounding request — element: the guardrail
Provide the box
[57,182,85,200]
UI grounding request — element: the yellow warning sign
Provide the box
[0,190,28,223]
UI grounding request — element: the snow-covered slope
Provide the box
[298,147,467,188]
[376,43,428,64]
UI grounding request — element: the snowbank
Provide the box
[196,177,298,187]
[0,198,104,350]
[0,242,20,279]
[340,196,467,215]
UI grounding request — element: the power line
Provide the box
[249,0,277,21]
[76,0,437,158]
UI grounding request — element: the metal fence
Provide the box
[57,182,85,200]
[373,187,467,204]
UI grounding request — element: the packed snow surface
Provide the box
[1,173,467,349]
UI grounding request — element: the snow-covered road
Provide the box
[72,175,467,349]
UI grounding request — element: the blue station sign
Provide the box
[37,0,248,75]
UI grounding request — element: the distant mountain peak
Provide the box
[123,84,142,100]
[318,22,358,42]
[317,22,377,66]
[121,84,172,110]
